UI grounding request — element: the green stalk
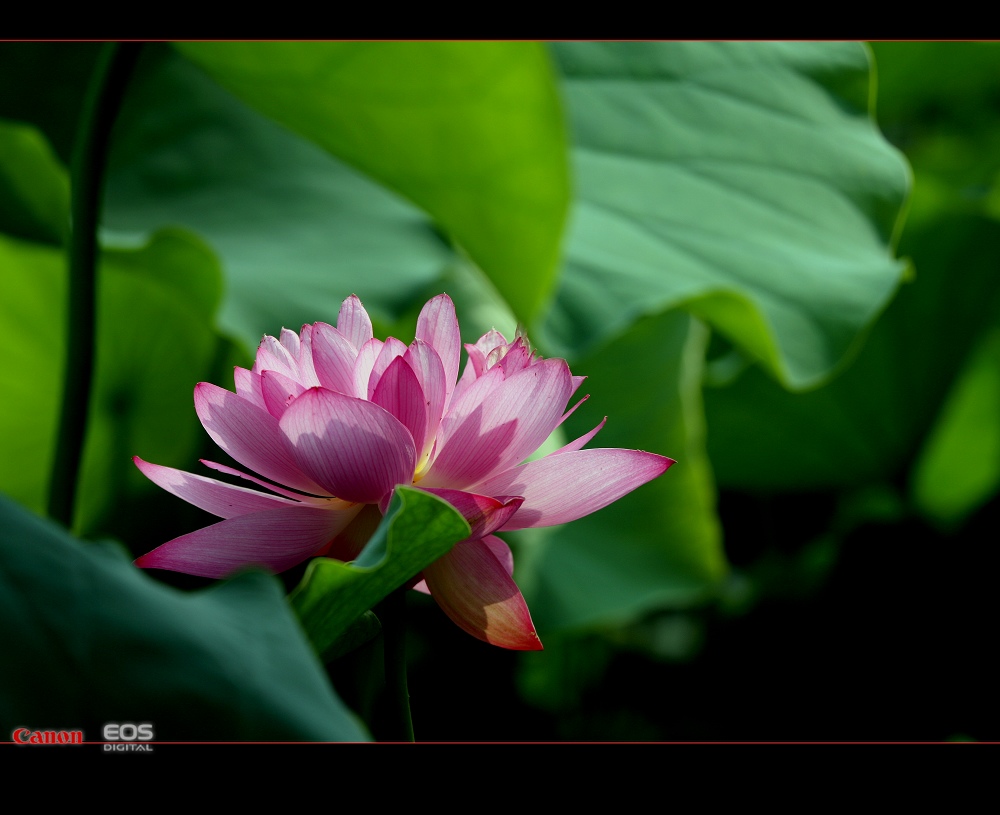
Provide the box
[47,42,143,528]
[376,587,415,742]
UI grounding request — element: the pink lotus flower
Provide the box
[134,294,673,650]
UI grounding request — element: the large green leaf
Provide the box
[290,487,470,661]
[704,214,1000,491]
[514,309,727,633]
[539,42,910,389]
[0,118,69,244]
[175,41,570,322]
[0,223,226,534]
[0,493,368,740]
[104,45,455,349]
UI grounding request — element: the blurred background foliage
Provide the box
[0,41,996,741]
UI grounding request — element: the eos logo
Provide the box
[103,723,154,752]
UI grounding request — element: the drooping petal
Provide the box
[415,294,461,407]
[422,538,542,650]
[311,322,359,396]
[425,359,573,489]
[194,382,329,496]
[416,488,523,539]
[337,294,374,352]
[135,505,360,578]
[134,457,303,518]
[471,448,675,530]
[372,355,429,458]
[481,534,515,577]
[199,459,340,504]
[279,388,416,504]
[260,369,307,419]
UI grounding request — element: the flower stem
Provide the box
[376,587,415,742]
[47,42,143,528]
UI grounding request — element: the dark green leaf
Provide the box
[0,493,368,741]
[705,215,1000,491]
[104,45,455,349]
[540,42,910,389]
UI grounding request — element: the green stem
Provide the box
[47,42,143,528]
[376,587,415,742]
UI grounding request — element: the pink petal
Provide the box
[135,505,361,578]
[403,340,447,463]
[295,324,321,387]
[372,355,429,458]
[279,388,416,504]
[367,337,408,399]
[134,456,302,518]
[553,416,607,455]
[411,531,514,594]
[233,366,267,410]
[474,329,508,356]
[424,359,573,489]
[416,294,461,408]
[194,382,330,496]
[200,459,338,504]
[337,294,374,351]
[353,337,384,399]
[471,448,675,530]
[451,344,489,409]
[481,534,515,577]
[252,334,299,381]
[260,369,307,419]
[279,327,301,357]
[416,488,524,539]
[422,538,542,650]
[418,366,509,489]
[311,322,359,396]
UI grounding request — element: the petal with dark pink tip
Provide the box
[416,488,523,539]
[422,538,542,651]
[134,457,302,518]
[135,505,360,578]
[194,382,329,496]
[279,388,416,504]
[426,359,572,488]
[471,448,675,530]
